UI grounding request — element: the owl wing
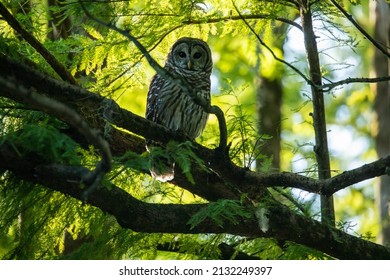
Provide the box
[146,74,166,124]
[145,74,175,182]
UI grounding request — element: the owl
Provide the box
[146,37,213,182]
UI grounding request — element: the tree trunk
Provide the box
[299,1,335,225]
[372,0,390,245]
[256,40,283,171]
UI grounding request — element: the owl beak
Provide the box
[187,60,193,70]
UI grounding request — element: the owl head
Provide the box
[165,37,212,74]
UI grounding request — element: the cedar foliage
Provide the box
[0,0,390,259]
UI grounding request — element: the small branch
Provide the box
[322,155,390,195]
[0,2,77,85]
[79,1,228,150]
[232,1,313,87]
[245,155,390,195]
[321,76,390,91]
[182,14,302,31]
[329,0,390,59]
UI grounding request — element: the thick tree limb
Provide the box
[1,142,389,259]
[1,57,390,258]
[2,56,390,258]
[1,55,389,200]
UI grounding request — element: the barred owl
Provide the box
[146,37,213,182]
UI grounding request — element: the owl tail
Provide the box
[147,143,175,182]
[150,160,175,182]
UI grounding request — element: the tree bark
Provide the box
[256,49,283,170]
[372,0,390,245]
[1,142,390,259]
[299,1,334,225]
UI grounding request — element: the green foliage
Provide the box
[236,238,330,260]
[168,141,208,184]
[188,199,253,230]
[0,0,382,260]
[116,150,150,172]
[147,141,208,184]
[2,124,81,165]
[0,176,101,259]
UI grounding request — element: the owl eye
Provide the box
[193,52,202,59]
[178,51,186,58]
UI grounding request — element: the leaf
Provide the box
[3,124,81,164]
[166,141,208,184]
[188,199,253,229]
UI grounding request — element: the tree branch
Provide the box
[245,155,390,195]
[1,54,389,201]
[299,1,334,224]
[182,14,302,31]
[321,156,390,195]
[0,75,112,197]
[321,76,390,91]
[0,2,77,85]
[329,0,390,59]
[1,141,390,259]
[232,1,313,87]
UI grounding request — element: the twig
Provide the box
[321,76,390,91]
[0,2,77,85]
[79,1,228,150]
[182,14,302,31]
[232,1,313,87]
[329,0,390,59]
[232,1,390,93]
